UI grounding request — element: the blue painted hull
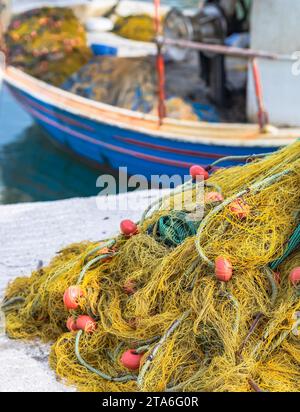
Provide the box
[6,80,280,178]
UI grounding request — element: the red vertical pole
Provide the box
[251,58,268,131]
[154,0,166,125]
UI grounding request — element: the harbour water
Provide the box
[0,85,110,203]
[0,0,198,205]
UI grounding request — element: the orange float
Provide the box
[120,349,143,370]
[215,256,233,282]
[63,286,84,310]
[189,165,209,181]
[289,267,300,287]
[76,315,97,333]
[66,316,77,332]
[229,198,250,219]
[120,220,138,237]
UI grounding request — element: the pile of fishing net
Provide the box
[2,141,300,392]
[62,55,199,120]
[113,14,156,42]
[5,7,92,86]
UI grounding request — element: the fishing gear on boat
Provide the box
[5,7,92,86]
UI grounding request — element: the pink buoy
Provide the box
[215,256,233,282]
[120,220,138,237]
[76,315,97,334]
[66,316,78,332]
[63,286,84,310]
[189,165,209,181]
[120,349,143,370]
[289,267,300,287]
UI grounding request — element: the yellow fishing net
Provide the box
[2,141,300,392]
[113,15,156,42]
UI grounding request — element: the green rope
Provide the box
[84,239,116,261]
[135,345,151,354]
[76,239,116,284]
[270,224,300,270]
[205,182,222,193]
[75,330,136,382]
[1,296,25,310]
[252,317,300,358]
[267,318,300,353]
[264,267,278,306]
[207,152,273,169]
[139,179,194,225]
[134,335,160,347]
[137,311,190,389]
[1,298,25,313]
[149,211,198,247]
[219,288,240,334]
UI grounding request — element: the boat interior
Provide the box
[3,1,250,123]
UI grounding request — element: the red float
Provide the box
[289,267,300,287]
[66,316,78,332]
[189,165,209,181]
[76,315,97,333]
[120,220,138,237]
[229,198,250,219]
[63,286,84,310]
[205,192,224,204]
[215,256,233,282]
[120,349,143,370]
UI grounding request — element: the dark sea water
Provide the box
[0,85,110,203]
[1,0,198,205]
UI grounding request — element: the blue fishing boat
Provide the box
[3,66,299,178]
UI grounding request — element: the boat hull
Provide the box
[4,67,299,178]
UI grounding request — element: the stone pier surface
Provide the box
[0,190,164,392]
